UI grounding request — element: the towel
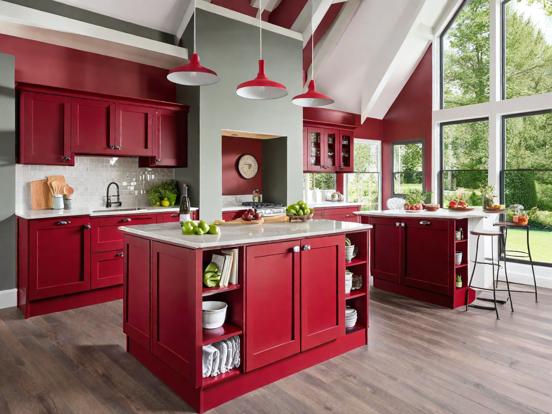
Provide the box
[202,345,219,378]
[233,336,241,368]
[225,339,234,371]
[213,341,228,375]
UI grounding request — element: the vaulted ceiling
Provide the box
[42,0,458,119]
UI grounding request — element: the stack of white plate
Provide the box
[345,306,357,329]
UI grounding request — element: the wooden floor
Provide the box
[1,285,551,414]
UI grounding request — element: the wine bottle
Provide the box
[179,184,191,223]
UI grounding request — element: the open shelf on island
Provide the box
[203,323,242,346]
[202,368,240,388]
[345,257,367,267]
[455,263,468,269]
[455,239,467,244]
[346,289,367,300]
[202,284,241,297]
[345,323,366,336]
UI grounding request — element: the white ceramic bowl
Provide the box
[202,301,227,329]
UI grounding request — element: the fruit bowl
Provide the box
[448,207,474,211]
[287,213,314,222]
[424,204,440,212]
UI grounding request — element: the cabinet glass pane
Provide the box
[326,132,336,167]
[341,135,351,167]
[309,132,322,167]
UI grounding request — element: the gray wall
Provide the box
[195,10,303,220]
[0,53,16,291]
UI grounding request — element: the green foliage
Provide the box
[505,171,538,209]
[146,180,180,207]
[405,189,425,205]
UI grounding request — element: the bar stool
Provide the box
[494,222,538,303]
[466,228,514,319]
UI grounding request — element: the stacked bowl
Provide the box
[345,306,357,329]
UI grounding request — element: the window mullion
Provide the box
[490,0,501,103]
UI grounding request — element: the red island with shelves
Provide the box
[121,220,371,413]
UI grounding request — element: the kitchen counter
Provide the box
[121,219,371,249]
[311,201,361,208]
[16,206,199,220]
[355,208,488,220]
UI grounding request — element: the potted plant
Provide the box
[404,189,424,211]
[480,184,495,209]
[456,274,463,288]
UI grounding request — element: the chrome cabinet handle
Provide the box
[83,224,91,230]
[62,155,71,161]
[401,222,406,227]
[292,246,300,253]
[121,217,132,223]
[56,220,71,225]
[419,220,431,226]
[114,145,121,150]
[395,222,401,227]
[170,213,178,218]
[155,158,161,163]
[115,252,125,258]
[302,245,311,251]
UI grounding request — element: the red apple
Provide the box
[254,212,262,220]
[449,200,458,208]
[458,200,468,208]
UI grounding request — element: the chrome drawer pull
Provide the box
[419,220,431,226]
[302,245,311,251]
[291,246,300,253]
[56,220,71,225]
[121,218,132,223]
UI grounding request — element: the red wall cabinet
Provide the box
[245,240,301,372]
[115,103,154,156]
[91,215,156,252]
[300,236,344,351]
[303,124,355,173]
[28,217,91,300]
[124,235,151,350]
[338,131,354,172]
[19,90,73,166]
[140,109,188,167]
[71,97,116,155]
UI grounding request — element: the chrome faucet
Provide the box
[106,182,122,208]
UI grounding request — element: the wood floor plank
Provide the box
[0,283,551,414]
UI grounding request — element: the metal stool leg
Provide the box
[491,237,499,319]
[501,232,514,313]
[526,226,538,303]
[466,235,480,312]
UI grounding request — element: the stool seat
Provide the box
[471,229,502,237]
[493,221,529,228]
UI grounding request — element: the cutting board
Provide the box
[30,179,52,210]
[214,218,264,225]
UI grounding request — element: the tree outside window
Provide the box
[392,143,424,195]
[345,140,380,211]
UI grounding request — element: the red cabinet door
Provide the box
[115,103,154,156]
[91,250,124,289]
[28,217,91,300]
[156,212,180,223]
[245,240,301,372]
[403,219,452,295]
[300,235,345,351]
[151,242,198,379]
[71,97,116,155]
[337,130,354,172]
[324,129,338,170]
[305,127,325,172]
[370,217,403,284]
[19,91,73,165]
[123,235,151,349]
[91,215,156,252]
[141,109,187,167]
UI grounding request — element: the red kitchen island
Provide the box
[120,219,371,413]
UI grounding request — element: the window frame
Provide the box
[391,140,425,197]
[344,138,382,210]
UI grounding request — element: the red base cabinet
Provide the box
[314,205,360,222]
[123,229,369,413]
[364,216,475,308]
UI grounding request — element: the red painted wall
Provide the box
[381,46,433,205]
[0,34,176,102]
[222,137,263,195]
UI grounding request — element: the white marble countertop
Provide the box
[355,208,489,220]
[120,219,372,249]
[310,201,361,208]
[221,206,248,212]
[16,206,199,220]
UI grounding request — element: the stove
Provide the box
[242,202,286,217]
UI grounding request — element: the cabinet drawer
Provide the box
[156,212,180,223]
[91,215,156,252]
[91,250,124,289]
[404,218,450,230]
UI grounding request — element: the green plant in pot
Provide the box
[146,180,179,207]
[456,274,463,288]
[480,184,496,209]
[404,189,425,211]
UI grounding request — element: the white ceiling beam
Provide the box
[175,0,196,44]
[251,0,282,17]
[197,0,302,41]
[0,0,187,68]
[291,0,334,45]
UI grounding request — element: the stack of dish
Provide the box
[345,270,353,294]
[345,306,357,329]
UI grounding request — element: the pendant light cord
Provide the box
[259,0,263,59]
[193,0,197,53]
[311,0,314,79]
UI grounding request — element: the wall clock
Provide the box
[237,154,259,179]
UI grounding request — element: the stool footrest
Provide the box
[477,296,508,305]
[469,304,497,311]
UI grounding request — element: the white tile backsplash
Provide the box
[16,156,175,211]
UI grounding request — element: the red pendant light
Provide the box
[236,0,287,100]
[292,1,334,107]
[167,0,219,86]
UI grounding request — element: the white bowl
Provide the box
[202,301,227,329]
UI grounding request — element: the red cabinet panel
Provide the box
[245,240,301,372]
[19,91,73,165]
[115,103,154,156]
[71,97,116,154]
[156,212,180,223]
[151,242,198,379]
[300,235,345,351]
[91,215,156,252]
[141,109,187,167]
[403,219,451,295]
[91,250,124,289]
[124,236,151,349]
[303,124,355,173]
[28,217,90,300]
[370,217,402,284]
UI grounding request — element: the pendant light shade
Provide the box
[167,0,219,86]
[167,52,219,86]
[292,79,334,107]
[236,59,288,100]
[236,0,287,100]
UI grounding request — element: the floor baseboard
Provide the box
[0,289,17,310]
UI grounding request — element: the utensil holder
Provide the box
[52,195,64,210]
[63,198,72,210]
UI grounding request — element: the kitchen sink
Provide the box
[91,207,146,213]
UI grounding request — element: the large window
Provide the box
[503,110,552,265]
[441,0,490,108]
[441,119,489,205]
[503,0,552,99]
[392,142,424,195]
[345,139,381,211]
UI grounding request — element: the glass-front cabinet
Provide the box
[304,126,355,173]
